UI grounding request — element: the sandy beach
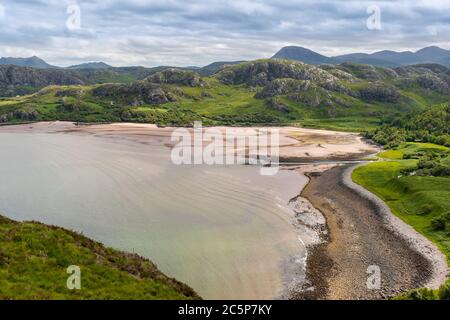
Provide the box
[0,121,379,161]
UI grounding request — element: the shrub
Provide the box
[420,204,434,215]
[430,212,449,230]
[13,106,38,121]
[437,282,450,300]
[396,288,437,300]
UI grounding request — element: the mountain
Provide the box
[331,53,400,67]
[0,56,56,68]
[415,46,450,66]
[196,61,245,76]
[334,46,450,67]
[273,46,450,67]
[372,50,418,65]
[0,65,84,96]
[67,62,113,70]
[272,46,337,65]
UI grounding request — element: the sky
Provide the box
[0,0,449,67]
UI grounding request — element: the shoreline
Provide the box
[0,121,379,162]
[342,164,448,291]
[295,164,448,300]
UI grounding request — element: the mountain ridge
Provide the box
[0,56,57,69]
[68,62,113,70]
[274,46,450,67]
[272,46,337,65]
[2,45,450,72]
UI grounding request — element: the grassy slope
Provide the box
[0,215,199,300]
[352,143,450,299]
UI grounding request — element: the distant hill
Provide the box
[0,64,191,96]
[272,46,450,67]
[272,46,336,65]
[332,53,402,67]
[0,56,56,69]
[334,46,450,67]
[67,62,113,70]
[196,61,245,76]
[0,65,84,96]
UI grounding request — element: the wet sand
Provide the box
[297,165,447,299]
[0,121,378,161]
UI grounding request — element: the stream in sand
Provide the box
[0,130,312,299]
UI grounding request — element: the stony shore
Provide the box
[294,164,448,300]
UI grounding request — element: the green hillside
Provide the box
[0,215,199,300]
[1,60,448,131]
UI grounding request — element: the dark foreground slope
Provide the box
[0,215,199,300]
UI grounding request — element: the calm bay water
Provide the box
[0,132,306,299]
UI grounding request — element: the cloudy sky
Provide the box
[0,0,449,67]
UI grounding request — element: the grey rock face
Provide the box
[146,68,203,87]
[0,65,84,87]
[216,59,340,87]
[93,81,177,106]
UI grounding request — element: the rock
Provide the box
[216,59,341,87]
[146,68,204,87]
[416,74,450,94]
[266,98,291,113]
[256,79,311,98]
[358,82,401,103]
[0,65,84,87]
[55,88,84,97]
[93,81,178,106]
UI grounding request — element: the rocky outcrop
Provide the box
[358,82,401,103]
[319,65,354,80]
[0,65,84,87]
[337,62,398,80]
[395,64,450,94]
[256,79,312,98]
[92,81,177,106]
[146,68,204,87]
[0,105,39,123]
[220,60,349,108]
[216,59,341,87]
[55,88,85,97]
[266,98,291,113]
[416,74,450,94]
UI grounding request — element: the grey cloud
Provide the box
[0,0,448,66]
